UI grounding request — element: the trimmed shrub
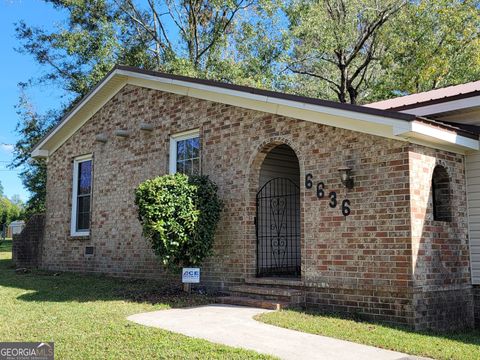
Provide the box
[135,173,222,269]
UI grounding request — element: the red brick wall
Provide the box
[409,146,473,330]
[41,84,473,329]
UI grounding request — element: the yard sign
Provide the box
[182,268,200,283]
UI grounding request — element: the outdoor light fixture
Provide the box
[338,166,354,189]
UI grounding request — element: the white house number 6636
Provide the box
[305,173,351,217]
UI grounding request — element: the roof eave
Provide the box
[31,149,49,158]
[394,120,479,151]
[31,68,128,158]
[31,65,480,158]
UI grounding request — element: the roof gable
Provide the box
[32,65,479,157]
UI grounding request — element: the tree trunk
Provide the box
[347,85,358,105]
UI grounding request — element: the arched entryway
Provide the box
[256,144,301,277]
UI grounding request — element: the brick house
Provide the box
[23,66,480,331]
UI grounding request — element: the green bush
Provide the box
[135,173,223,269]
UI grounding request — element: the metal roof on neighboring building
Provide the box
[366,81,480,111]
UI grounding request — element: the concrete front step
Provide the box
[230,285,302,298]
[216,296,289,310]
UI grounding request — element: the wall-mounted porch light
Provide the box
[338,166,354,189]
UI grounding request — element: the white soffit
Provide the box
[394,121,479,152]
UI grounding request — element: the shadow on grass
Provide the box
[0,240,214,308]
[269,308,480,349]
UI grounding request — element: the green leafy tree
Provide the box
[0,198,13,234]
[15,0,154,99]
[117,0,258,75]
[135,173,222,269]
[13,0,282,213]
[371,0,480,100]
[14,0,274,99]
[286,0,406,104]
[227,2,290,89]
[12,0,153,216]
[0,181,3,197]
[285,0,480,103]
[9,195,25,211]
[11,89,57,216]
[0,196,24,236]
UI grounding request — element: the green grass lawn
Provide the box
[257,309,480,360]
[0,240,272,359]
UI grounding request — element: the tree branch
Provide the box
[288,65,340,91]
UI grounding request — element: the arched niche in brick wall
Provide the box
[432,165,452,222]
[245,138,305,279]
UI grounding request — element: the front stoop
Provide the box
[216,279,305,310]
[216,295,289,310]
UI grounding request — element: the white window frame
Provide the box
[71,154,93,236]
[169,129,200,174]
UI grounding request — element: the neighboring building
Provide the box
[8,220,25,236]
[23,66,480,331]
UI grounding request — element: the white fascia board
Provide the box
[401,95,480,117]
[394,121,479,151]
[127,70,432,144]
[31,149,49,159]
[121,68,410,130]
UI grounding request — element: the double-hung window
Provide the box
[71,155,93,236]
[169,130,200,175]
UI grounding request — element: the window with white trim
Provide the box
[169,130,200,175]
[71,155,93,236]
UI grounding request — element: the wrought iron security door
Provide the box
[256,177,300,277]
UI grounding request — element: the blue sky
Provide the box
[0,0,66,201]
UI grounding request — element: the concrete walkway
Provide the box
[127,304,421,360]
